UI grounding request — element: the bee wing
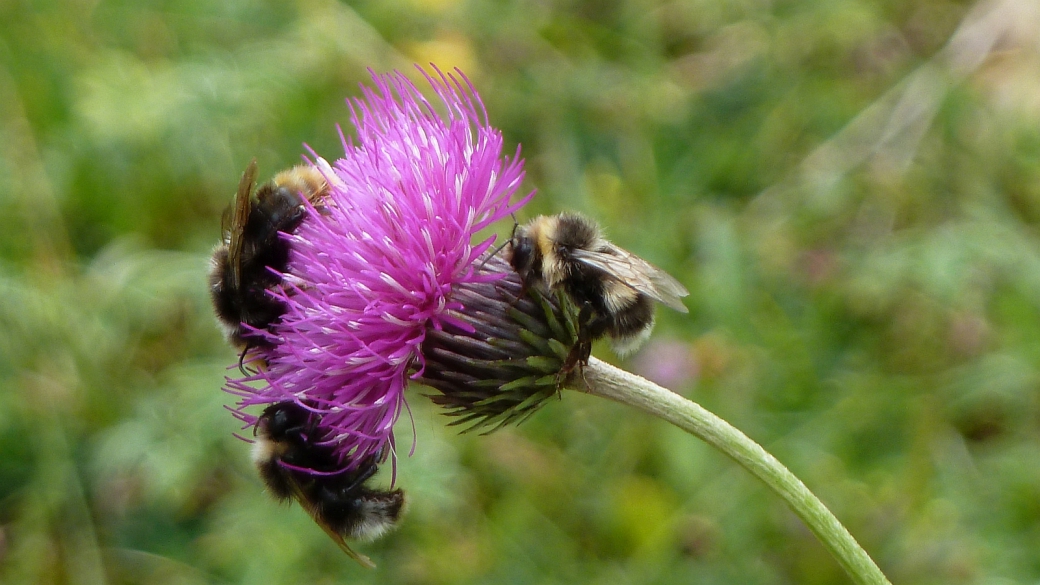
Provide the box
[571,245,690,313]
[283,473,377,569]
[224,159,259,291]
[646,262,691,313]
[314,518,378,569]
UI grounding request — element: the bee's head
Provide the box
[509,223,537,277]
[256,402,309,441]
[253,185,307,232]
[271,165,329,203]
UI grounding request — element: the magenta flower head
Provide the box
[223,66,563,474]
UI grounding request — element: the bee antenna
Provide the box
[476,213,520,274]
[509,212,519,238]
[477,240,510,273]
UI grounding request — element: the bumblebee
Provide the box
[509,213,689,358]
[253,402,406,568]
[209,159,329,353]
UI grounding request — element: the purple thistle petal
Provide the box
[226,66,532,472]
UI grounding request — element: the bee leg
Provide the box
[558,343,591,392]
[510,272,536,308]
[238,338,275,375]
[561,337,592,374]
[558,302,600,391]
[237,345,252,375]
[338,458,380,493]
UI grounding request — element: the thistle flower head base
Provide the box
[419,255,586,433]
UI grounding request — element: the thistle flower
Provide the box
[224,66,564,471]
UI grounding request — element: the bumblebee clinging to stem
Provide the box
[209,159,329,360]
[253,402,406,568]
[509,213,689,367]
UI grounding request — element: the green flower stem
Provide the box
[574,357,891,585]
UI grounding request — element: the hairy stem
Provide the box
[574,357,891,585]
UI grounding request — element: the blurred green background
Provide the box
[2,0,1039,583]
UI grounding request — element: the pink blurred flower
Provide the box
[632,338,699,390]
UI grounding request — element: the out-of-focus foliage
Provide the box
[1,0,1039,583]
